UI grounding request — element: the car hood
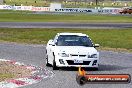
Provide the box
[54,46,98,55]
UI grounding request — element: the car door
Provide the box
[47,35,58,64]
[46,40,54,64]
[129,9,132,13]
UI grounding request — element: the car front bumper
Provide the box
[55,56,99,68]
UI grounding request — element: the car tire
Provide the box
[53,55,59,70]
[46,55,50,67]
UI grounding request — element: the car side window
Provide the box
[53,35,58,44]
[56,36,65,46]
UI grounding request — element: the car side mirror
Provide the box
[48,39,55,46]
[94,44,99,48]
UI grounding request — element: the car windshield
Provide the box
[56,35,93,47]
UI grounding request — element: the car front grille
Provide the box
[70,54,86,57]
[66,60,90,65]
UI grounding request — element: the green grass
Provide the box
[0,73,14,82]
[0,10,132,23]
[0,28,132,51]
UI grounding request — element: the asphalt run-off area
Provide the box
[0,43,131,88]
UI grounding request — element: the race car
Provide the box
[46,33,99,70]
[119,7,132,14]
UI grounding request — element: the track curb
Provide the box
[0,59,54,88]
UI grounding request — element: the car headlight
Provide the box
[88,54,97,58]
[58,53,69,57]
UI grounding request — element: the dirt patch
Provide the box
[0,61,32,82]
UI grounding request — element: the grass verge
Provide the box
[0,10,132,23]
[0,61,32,82]
[0,74,14,82]
[0,28,132,52]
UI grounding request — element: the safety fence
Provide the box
[0,4,122,14]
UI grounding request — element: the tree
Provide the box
[95,0,98,5]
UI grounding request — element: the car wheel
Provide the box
[46,55,50,67]
[53,55,59,70]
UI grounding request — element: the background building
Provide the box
[1,0,132,7]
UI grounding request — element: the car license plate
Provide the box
[74,59,83,63]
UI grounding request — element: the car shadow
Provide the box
[57,64,130,71]
[59,67,79,71]
[59,67,98,71]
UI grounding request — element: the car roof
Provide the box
[57,33,88,37]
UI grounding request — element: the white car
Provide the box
[46,33,99,70]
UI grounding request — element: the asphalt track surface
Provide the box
[0,43,131,88]
[0,22,132,29]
